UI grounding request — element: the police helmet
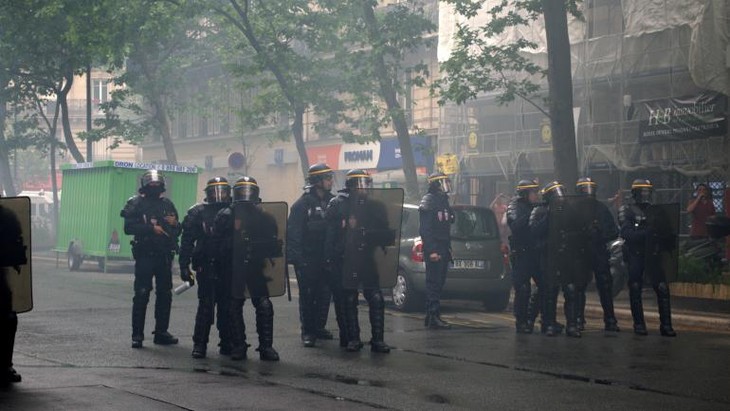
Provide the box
[515,179,539,199]
[204,176,231,204]
[541,181,565,203]
[428,172,452,194]
[140,170,165,192]
[345,169,372,190]
[307,163,334,186]
[631,178,653,204]
[575,177,597,197]
[233,176,260,203]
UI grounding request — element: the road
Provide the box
[2,256,729,410]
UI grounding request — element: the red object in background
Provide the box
[306,145,341,170]
[22,171,63,191]
[411,239,424,263]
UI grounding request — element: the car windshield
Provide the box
[451,207,498,240]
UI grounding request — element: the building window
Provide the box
[587,0,623,39]
[92,79,109,108]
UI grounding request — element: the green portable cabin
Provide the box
[54,160,199,271]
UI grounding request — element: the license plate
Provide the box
[450,259,485,270]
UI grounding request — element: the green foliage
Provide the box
[434,0,581,109]
[677,255,727,285]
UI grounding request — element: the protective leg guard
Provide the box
[131,289,150,347]
[656,282,676,337]
[629,282,648,336]
[344,292,363,352]
[229,299,248,360]
[254,298,279,361]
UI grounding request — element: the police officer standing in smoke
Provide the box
[0,201,26,386]
[121,170,181,348]
[324,169,391,353]
[214,176,281,361]
[575,177,620,332]
[288,163,337,347]
[419,172,455,330]
[506,180,541,333]
[179,177,233,358]
[619,179,676,337]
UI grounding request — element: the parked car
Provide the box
[391,204,512,312]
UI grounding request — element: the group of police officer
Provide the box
[122,164,424,360]
[507,177,677,337]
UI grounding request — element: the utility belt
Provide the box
[131,239,176,259]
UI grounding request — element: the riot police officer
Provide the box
[121,170,181,348]
[324,169,391,353]
[0,202,25,386]
[215,176,281,360]
[575,177,620,332]
[419,172,455,329]
[507,180,540,333]
[179,177,232,358]
[288,163,336,347]
[529,181,573,336]
[618,179,676,336]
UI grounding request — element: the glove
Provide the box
[180,265,195,286]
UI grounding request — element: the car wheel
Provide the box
[67,250,83,271]
[483,290,510,312]
[392,270,423,312]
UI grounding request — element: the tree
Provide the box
[435,0,582,185]
[337,0,436,200]
[209,0,351,178]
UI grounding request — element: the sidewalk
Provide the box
[583,288,730,332]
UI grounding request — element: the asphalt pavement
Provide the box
[1,256,729,410]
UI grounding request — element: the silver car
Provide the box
[391,204,512,312]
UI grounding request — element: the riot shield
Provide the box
[342,188,404,290]
[231,202,287,298]
[0,197,33,313]
[547,196,595,288]
[645,203,679,283]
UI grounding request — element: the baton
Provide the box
[285,262,292,301]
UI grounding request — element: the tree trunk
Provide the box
[292,107,310,179]
[152,98,178,164]
[0,100,17,196]
[543,0,578,186]
[58,73,86,163]
[361,1,420,201]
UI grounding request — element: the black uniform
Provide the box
[419,190,454,322]
[578,201,619,330]
[121,194,180,344]
[528,201,564,334]
[619,203,675,335]
[179,201,231,354]
[507,196,540,332]
[214,203,280,360]
[0,204,25,385]
[324,189,390,352]
[287,188,335,342]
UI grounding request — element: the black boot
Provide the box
[564,284,581,338]
[576,290,586,332]
[344,292,363,352]
[153,291,178,345]
[333,291,349,348]
[542,285,561,337]
[629,282,648,336]
[255,298,280,361]
[597,283,620,332]
[192,299,214,358]
[1,312,21,385]
[513,283,531,333]
[297,279,318,347]
[229,299,248,360]
[526,285,541,333]
[131,289,149,348]
[656,282,677,337]
[367,291,390,353]
[216,297,233,355]
[316,284,334,340]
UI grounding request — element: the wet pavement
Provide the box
[1,256,729,410]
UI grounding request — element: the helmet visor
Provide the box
[441,179,453,194]
[577,182,596,197]
[635,188,653,204]
[206,185,231,203]
[233,185,258,202]
[351,176,372,189]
